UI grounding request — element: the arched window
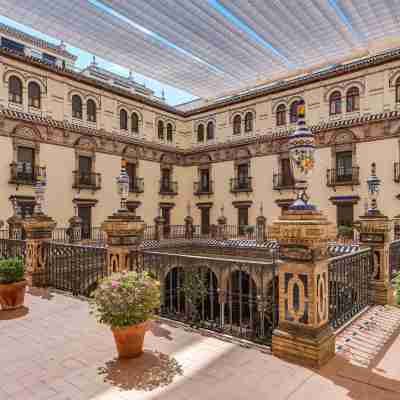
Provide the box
[8,76,22,104]
[166,123,173,142]
[289,101,302,123]
[346,87,360,112]
[120,109,128,130]
[244,112,253,132]
[158,120,164,140]
[276,104,286,126]
[131,112,139,133]
[233,115,241,135]
[329,91,342,115]
[396,78,400,103]
[197,124,204,142]
[86,99,96,122]
[72,95,82,119]
[206,121,214,140]
[28,81,41,109]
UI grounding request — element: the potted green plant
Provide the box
[90,271,160,358]
[0,257,26,310]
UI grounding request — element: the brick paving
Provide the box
[1,291,400,400]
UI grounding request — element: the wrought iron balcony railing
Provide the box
[394,162,400,183]
[273,173,295,191]
[159,180,178,195]
[129,177,144,193]
[326,167,360,188]
[230,177,253,193]
[194,180,213,195]
[72,171,101,191]
[9,162,45,186]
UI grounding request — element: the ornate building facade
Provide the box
[2,26,400,235]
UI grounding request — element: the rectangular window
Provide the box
[161,208,171,237]
[201,208,210,235]
[79,156,92,185]
[17,147,35,182]
[237,164,249,189]
[78,206,92,240]
[1,37,25,54]
[336,151,353,182]
[337,204,354,227]
[238,208,249,235]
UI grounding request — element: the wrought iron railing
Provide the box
[272,173,295,191]
[194,181,214,195]
[129,177,144,193]
[36,241,107,296]
[230,177,253,193]
[131,249,278,344]
[0,238,26,260]
[9,163,45,186]
[72,171,101,191]
[326,167,360,187]
[51,226,106,245]
[328,248,372,330]
[159,180,178,195]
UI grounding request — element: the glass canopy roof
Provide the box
[1,0,400,99]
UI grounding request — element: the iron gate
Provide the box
[328,248,372,330]
[37,241,107,296]
[132,250,278,344]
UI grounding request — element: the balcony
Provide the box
[9,162,45,186]
[159,180,178,195]
[129,177,144,193]
[326,167,360,189]
[230,177,253,193]
[72,171,101,191]
[194,180,213,196]
[273,173,295,191]
[394,162,400,183]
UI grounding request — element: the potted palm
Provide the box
[90,271,160,358]
[0,257,26,310]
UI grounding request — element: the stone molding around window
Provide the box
[196,202,213,209]
[72,198,98,207]
[232,200,252,208]
[328,196,360,205]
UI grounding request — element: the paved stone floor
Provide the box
[1,291,400,400]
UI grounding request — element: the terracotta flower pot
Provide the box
[0,280,27,310]
[111,321,148,358]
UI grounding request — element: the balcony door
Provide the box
[161,207,171,237]
[238,207,249,236]
[200,169,210,192]
[281,158,294,187]
[201,208,210,235]
[78,206,92,240]
[79,156,92,185]
[161,169,171,191]
[337,204,354,228]
[17,146,35,182]
[126,162,137,191]
[237,164,249,189]
[336,151,352,182]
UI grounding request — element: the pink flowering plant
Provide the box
[90,271,160,328]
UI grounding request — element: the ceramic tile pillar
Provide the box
[271,208,337,368]
[184,215,194,239]
[68,214,82,243]
[354,212,391,305]
[101,209,145,275]
[154,215,165,241]
[22,213,56,286]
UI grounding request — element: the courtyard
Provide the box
[1,291,400,400]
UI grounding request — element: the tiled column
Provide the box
[271,208,336,368]
[354,212,391,305]
[184,215,194,239]
[101,210,145,275]
[68,215,82,243]
[22,214,56,286]
[217,215,227,240]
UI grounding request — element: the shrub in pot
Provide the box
[90,271,160,358]
[0,257,26,310]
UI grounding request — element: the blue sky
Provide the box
[0,15,197,106]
